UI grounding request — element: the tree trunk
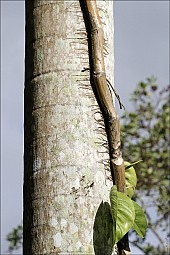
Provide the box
[24,1,114,254]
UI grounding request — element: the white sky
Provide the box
[1,1,169,254]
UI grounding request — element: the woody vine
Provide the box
[81,1,147,254]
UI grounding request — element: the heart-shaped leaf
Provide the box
[110,185,135,244]
[132,201,147,238]
[124,161,138,198]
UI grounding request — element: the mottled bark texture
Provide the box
[24,0,114,254]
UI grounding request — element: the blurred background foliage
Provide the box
[121,77,169,254]
[6,224,23,254]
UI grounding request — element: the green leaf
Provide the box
[125,160,143,169]
[124,161,138,198]
[110,185,135,244]
[132,201,147,238]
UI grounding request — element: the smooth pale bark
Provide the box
[24,1,114,254]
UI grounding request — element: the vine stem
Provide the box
[84,0,126,193]
[83,1,129,254]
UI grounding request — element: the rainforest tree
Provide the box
[7,0,169,253]
[7,78,169,254]
[24,0,115,254]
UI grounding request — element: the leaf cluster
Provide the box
[109,162,147,246]
[120,77,170,251]
[6,224,23,253]
[121,78,169,212]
